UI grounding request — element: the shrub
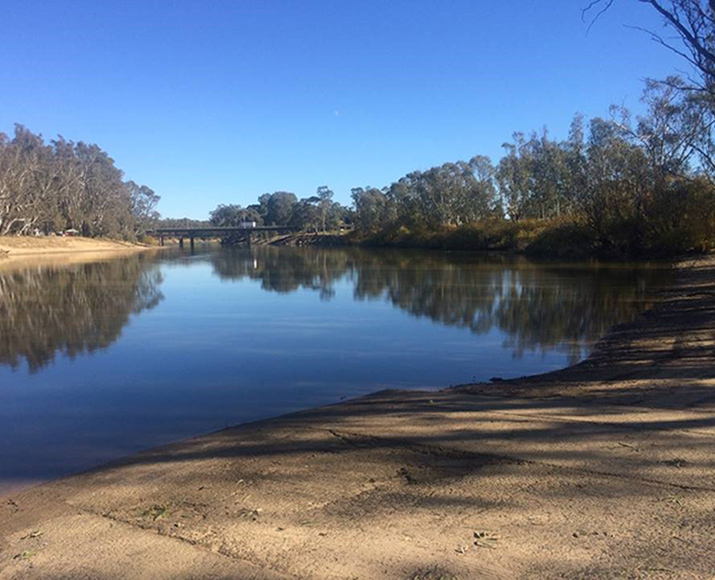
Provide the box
[525,221,598,259]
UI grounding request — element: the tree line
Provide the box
[0,125,159,239]
[203,77,715,256]
[205,1,715,257]
[205,77,715,257]
[206,187,352,233]
[349,79,715,256]
[5,1,713,258]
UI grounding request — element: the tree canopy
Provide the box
[0,125,158,239]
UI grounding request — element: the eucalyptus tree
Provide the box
[0,126,57,235]
[209,204,263,227]
[587,1,715,96]
[71,141,130,237]
[127,181,161,237]
[351,187,389,231]
[563,114,589,208]
[265,191,298,225]
[378,157,499,228]
[496,133,535,221]
[579,116,651,242]
[0,125,156,239]
[289,197,322,232]
[531,132,574,218]
[316,186,334,232]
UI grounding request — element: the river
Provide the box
[0,246,673,495]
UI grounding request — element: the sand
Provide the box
[0,236,153,256]
[0,236,158,273]
[0,255,714,579]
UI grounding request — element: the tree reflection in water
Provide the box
[0,247,670,373]
[210,247,671,363]
[0,255,164,372]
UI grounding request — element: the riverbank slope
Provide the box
[0,236,152,257]
[1,256,714,579]
[0,236,157,272]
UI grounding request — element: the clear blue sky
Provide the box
[0,1,684,218]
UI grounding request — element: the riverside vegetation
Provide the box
[0,126,160,239]
[200,80,715,259]
[178,3,715,259]
[7,86,714,260]
[4,1,715,260]
[165,77,715,258]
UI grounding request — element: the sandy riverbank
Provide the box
[1,256,714,579]
[0,236,158,272]
[0,236,153,256]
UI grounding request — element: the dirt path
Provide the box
[1,257,714,579]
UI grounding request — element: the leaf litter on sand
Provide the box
[142,505,169,521]
[473,530,500,548]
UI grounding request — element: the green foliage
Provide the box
[351,187,388,231]
[645,177,715,254]
[525,221,598,259]
[208,188,352,240]
[264,191,297,225]
[156,217,210,229]
[209,204,263,228]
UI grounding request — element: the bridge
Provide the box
[148,226,301,248]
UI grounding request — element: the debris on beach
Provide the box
[473,530,500,548]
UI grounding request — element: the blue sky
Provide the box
[0,1,684,218]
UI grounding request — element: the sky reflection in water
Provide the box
[0,247,673,494]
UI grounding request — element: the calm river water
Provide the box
[0,247,673,495]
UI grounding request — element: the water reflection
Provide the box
[207,248,669,363]
[0,255,164,372]
[0,248,670,373]
[0,247,672,496]
[210,248,347,300]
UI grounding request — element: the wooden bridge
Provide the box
[148,226,301,248]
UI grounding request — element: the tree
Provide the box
[316,186,334,232]
[497,133,534,221]
[290,197,322,232]
[615,80,715,176]
[351,187,388,231]
[127,181,160,237]
[157,217,210,229]
[586,1,715,95]
[265,191,298,225]
[209,204,263,227]
[370,158,500,229]
[0,125,153,239]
